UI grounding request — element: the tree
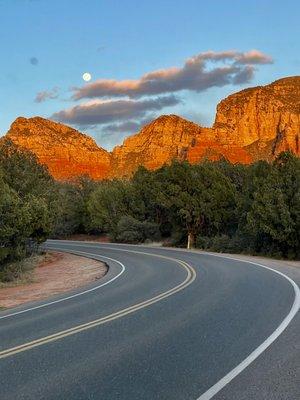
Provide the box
[246,152,300,258]
[24,196,52,245]
[0,174,30,265]
[116,216,160,244]
[132,166,170,233]
[51,182,85,237]
[0,142,53,273]
[0,139,54,198]
[156,161,237,248]
[87,180,145,239]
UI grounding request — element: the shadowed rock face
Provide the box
[4,76,300,180]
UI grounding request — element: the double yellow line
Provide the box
[0,248,196,360]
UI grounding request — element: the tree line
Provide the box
[1,140,299,280]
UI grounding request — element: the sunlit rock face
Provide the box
[110,114,253,177]
[5,117,111,180]
[111,115,217,177]
[4,77,300,180]
[213,76,300,161]
[112,77,300,175]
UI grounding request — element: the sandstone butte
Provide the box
[3,76,300,180]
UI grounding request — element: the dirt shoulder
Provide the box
[0,252,107,309]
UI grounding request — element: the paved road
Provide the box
[0,241,299,399]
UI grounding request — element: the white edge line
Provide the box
[26,241,300,399]
[194,253,300,399]
[0,246,196,359]
[66,243,299,399]
[0,251,125,320]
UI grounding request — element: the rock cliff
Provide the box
[213,76,300,160]
[112,77,300,173]
[4,117,111,180]
[3,76,299,180]
[111,115,214,176]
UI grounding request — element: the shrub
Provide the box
[115,216,160,244]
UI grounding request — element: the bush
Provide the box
[0,253,44,283]
[115,216,160,244]
[0,142,53,280]
[141,221,161,242]
[116,229,143,244]
[170,229,189,247]
[196,234,253,254]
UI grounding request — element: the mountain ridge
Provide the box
[3,76,300,180]
[4,116,111,180]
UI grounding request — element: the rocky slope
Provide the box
[4,117,111,180]
[111,115,214,176]
[3,76,300,180]
[110,115,251,177]
[213,76,300,161]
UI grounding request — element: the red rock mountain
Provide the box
[3,76,300,180]
[213,76,300,161]
[4,117,111,180]
[111,115,252,177]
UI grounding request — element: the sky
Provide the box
[0,0,299,150]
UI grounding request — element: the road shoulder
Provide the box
[199,252,300,400]
[0,252,107,309]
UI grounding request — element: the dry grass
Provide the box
[0,253,52,288]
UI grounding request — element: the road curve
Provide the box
[0,241,299,400]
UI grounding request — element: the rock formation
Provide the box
[110,115,253,177]
[213,76,300,161]
[4,117,111,180]
[3,76,300,180]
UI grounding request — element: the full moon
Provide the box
[82,72,92,82]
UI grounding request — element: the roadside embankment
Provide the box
[0,252,107,309]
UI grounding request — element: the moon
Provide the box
[82,72,92,82]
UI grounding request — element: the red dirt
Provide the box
[0,252,107,309]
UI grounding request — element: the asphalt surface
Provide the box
[0,241,299,400]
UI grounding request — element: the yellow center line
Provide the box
[0,248,196,360]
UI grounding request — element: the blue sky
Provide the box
[0,0,299,149]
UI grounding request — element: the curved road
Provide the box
[0,241,299,399]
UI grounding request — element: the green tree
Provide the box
[247,152,300,258]
[0,174,30,265]
[24,196,52,245]
[0,139,54,198]
[156,161,237,248]
[51,182,85,237]
[0,141,53,274]
[87,180,145,239]
[116,215,160,244]
[132,166,170,233]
